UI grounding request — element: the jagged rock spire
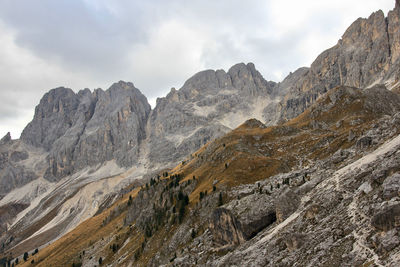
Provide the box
[0,132,11,144]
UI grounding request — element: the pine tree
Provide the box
[218,192,223,206]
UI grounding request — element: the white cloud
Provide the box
[0,22,104,138]
[0,0,396,138]
[127,20,209,99]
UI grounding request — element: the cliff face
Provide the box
[274,4,400,122]
[147,63,276,168]
[21,81,151,180]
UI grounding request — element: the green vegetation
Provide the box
[218,192,223,206]
[191,229,196,239]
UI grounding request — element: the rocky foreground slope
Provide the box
[1,2,400,266]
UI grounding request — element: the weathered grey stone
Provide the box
[20,81,151,181]
[225,193,276,240]
[383,173,400,199]
[275,188,300,223]
[371,204,400,231]
[147,63,276,168]
[356,136,373,149]
[272,5,400,123]
[0,132,11,145]
[10,151,28,162]
[209,208,246,248]
[21,87,80,150]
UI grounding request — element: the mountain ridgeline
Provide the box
[15,3,400,185]
[1,2,400,267]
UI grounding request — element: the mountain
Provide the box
[21,81,151,180]
[146,62,276,168]
[13,84,400,266]
[1,2,400,266]
[270,2,400,123]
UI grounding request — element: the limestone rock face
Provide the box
[225,192,276,240]
[209,208,246,247]
[275,188,300,223]
[0,132,11,145]
[21,87,79,150]
[0,140,45,199]
[21,81,151,181]
[371,204,400,231]
[273,5,400,123]
[148,63,276,168]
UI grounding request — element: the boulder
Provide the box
[275,188,300,223]
[371,204,400,231]
[209,208,246,247]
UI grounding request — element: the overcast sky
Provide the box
[0,0,395,139]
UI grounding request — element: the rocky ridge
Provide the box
[270,2,400,123]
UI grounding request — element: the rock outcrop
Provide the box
[0,133,11,145]
[271,4,400,123]
[209,208,246,248]
[20,81,151,180]
[147,63,276,168]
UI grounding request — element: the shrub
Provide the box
[127,195,133,206]
[145,224,152,237]
[213,185,216,192]
[23,252,28,261]
[178,191,184,201]
[191,229,196,238]
[134,250,140,261]
[218,192,223,206]
[98,257,102,265]
[170,253,177,262]
[178,205,185,223]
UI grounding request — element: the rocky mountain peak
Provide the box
[20,87,80,150]
[18,81,151,180]
[0,132,11,145]
[273,1,400,123]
